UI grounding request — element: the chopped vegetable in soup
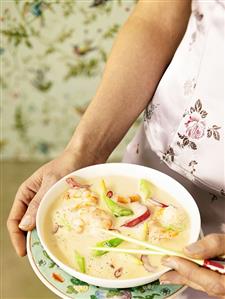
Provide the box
[43,176,190,279]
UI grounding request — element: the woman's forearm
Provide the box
[66,0,191,164]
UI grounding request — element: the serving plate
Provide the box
[27,229,186,299]
[36,163,201,288]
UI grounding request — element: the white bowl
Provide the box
[36,163,201,289]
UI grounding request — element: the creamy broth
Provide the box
[43,176,190,279]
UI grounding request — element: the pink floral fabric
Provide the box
[142,0,224,195]
[176,99,221,152]
[185,114,206,140]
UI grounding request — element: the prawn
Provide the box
[79,207,113,230]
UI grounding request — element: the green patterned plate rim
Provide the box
[27,229,186,299]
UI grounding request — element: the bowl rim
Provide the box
[36,162,201,288]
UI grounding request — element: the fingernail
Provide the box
[19,215,32,229]
[185,243,202,254]
[162,257,178,269]
[160,280,172,285]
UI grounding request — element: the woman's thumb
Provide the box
[184,234,225,259]
[19,174,59,231]
[19,187,46,231]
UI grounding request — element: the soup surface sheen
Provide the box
[43,176,190,280]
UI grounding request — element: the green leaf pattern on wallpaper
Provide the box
[1,0,139,161]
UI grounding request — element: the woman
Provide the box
[7,0,225,298]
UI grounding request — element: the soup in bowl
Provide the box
[36,163,201,288]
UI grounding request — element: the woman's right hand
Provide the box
[7,150,88,257]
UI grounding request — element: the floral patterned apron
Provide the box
[123,1,224,298]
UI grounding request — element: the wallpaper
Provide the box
[1,0,141,161]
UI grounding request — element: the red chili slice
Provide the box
[150,198,168,208]
[121,208,150,227]
[107,190,113,198]
[203,259,225,274]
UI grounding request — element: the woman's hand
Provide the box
[7,150,91,257]
[160,234,225,298]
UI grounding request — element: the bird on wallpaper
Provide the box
[90,0,111,8]
[31,2,42,17]
[73,40,97,56]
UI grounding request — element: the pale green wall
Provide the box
[1,0,141,161]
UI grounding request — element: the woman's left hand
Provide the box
[160,234,225,298]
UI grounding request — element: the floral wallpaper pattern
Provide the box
[1,0,138,161]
